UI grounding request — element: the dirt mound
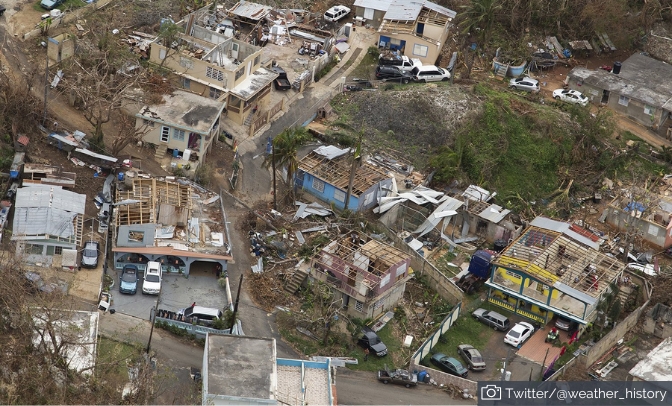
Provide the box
[332,85,480,164]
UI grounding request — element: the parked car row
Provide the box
[117,261,163,296]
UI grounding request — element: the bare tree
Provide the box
[109,112,151,156]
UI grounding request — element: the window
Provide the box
[254,55,260,66]
[55,246,63,255]
[412,44,428,57]
[26,244,43,255]
[159,48,167,60]
[209,87,222,100]
[143,119,155,127]
[618,95,629,106]
[333,189,345,202]
[182,77,191,89]
[235,68,244,81]
[505,270,522,280]
[644,105,655,115]
[160,126,170,142]
[363,7,374,19]
[355,300,364,312]
[312,178,325,193]
[173,128,185,141]
[206,66,224,82]
[179,57,194,69]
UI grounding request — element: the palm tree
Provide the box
[458,0,502,78]
[264,126,311,207]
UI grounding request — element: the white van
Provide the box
[411,65,451,83]
[142,261,162,295]
[180,306,224,327]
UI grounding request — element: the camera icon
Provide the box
[481,384,502,400]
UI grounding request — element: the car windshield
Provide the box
[437,67,445,74]
[508,330,521,338]
[84,249,97,257]
[121,273,137,282]
[146,275,160,282]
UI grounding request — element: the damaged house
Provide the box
[486,216,625,326]
[296,146,392,212]
[309,232,411,319]
[601,186,672,249]
[112,177,232,277]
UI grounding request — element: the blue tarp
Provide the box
[624,202,646,213]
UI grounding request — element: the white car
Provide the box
[504,321,535,347]
[142,261,162,295]
[324,5,350,22]
[552,89,589,106]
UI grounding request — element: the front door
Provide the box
[601,90,610,104]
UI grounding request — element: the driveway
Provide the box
[111,263,229,320]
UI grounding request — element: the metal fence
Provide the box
[410,303,462,365]
[155,316,241,339]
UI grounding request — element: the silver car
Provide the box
[509,77,540,92]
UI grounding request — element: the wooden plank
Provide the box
[596,33,610,52]
[600,33,616,51]
[548,36,565,58]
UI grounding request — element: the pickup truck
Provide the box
[271,66,292,91]
[378,54,422,73]
[377,369,418,388]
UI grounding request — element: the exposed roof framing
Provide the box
[417,8,450,26]
[115,178,192,226]
[298,152,390,197]
[492,226,623,299]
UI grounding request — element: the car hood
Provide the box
[371,342,387,353]
[82,256,97,266]
[120,280,137,290]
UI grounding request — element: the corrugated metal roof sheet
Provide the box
[229,1,272,20]
[383,0,456,21]
[383,0,422,21]
[531,216,599,250]
[353,0,393,12]
[462,184,491,202]
[478,204,510,223]
[553,282,597,306]
[12,187,85,240]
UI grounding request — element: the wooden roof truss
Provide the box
[115,178,192,226]
[299,152,389,197]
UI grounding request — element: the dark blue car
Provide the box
[119,265,138,295]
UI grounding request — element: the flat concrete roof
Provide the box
[206,335,276,400]
[136,90,224,134]
[630,337,672,381]
[229,67,278,101]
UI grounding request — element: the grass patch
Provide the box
[97,337,141,378]
[350,47,378,80]
[346,324,404,372]
[420,315,494,366]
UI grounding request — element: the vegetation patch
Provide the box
[419,315,494,367]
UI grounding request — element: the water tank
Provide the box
[612,61,622,74]
[173,149,180,158]
[183,149,192,162]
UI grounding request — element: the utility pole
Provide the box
[146,287,162,353]
[500,347,512,381]
[43,44,49,125]
[272,140,277,211]
[230,274,243,330]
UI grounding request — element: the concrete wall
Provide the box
[603,205,669,249]
[377,32,444,65]
[583,277,652,367]
[354,6,386,28]
[381,227,463,304]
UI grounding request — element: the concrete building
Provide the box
[136,90,225,167]
[296,145,392,212]
[112,177,232,277]
[644,303,672,339]
[309,231,412,319]
[485,216,625,326]
[629,336,672,381]
[12,186,85,266]
[149,7,278,127]
[567,53,672,132]
[353,0,392,28]
[377,0,456,65]
[202,334,333,405]
[602,186,672,249]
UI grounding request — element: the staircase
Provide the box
[617,283,634,306]
[285,268,309,294]
[244,110,257,126]
[154,147,167,162]
[495,63,508,78]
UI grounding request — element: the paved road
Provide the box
[336,369,474,405]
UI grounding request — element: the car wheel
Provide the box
[509,85,516,89]
[405,384,411,388]
[554,96,560,100]
[468,364,472,370]
[403,78,409,84]
[422,79,427,83]
[442,77,449,81]
[383,380,389,384]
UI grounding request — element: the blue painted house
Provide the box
[296,145,392,212]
